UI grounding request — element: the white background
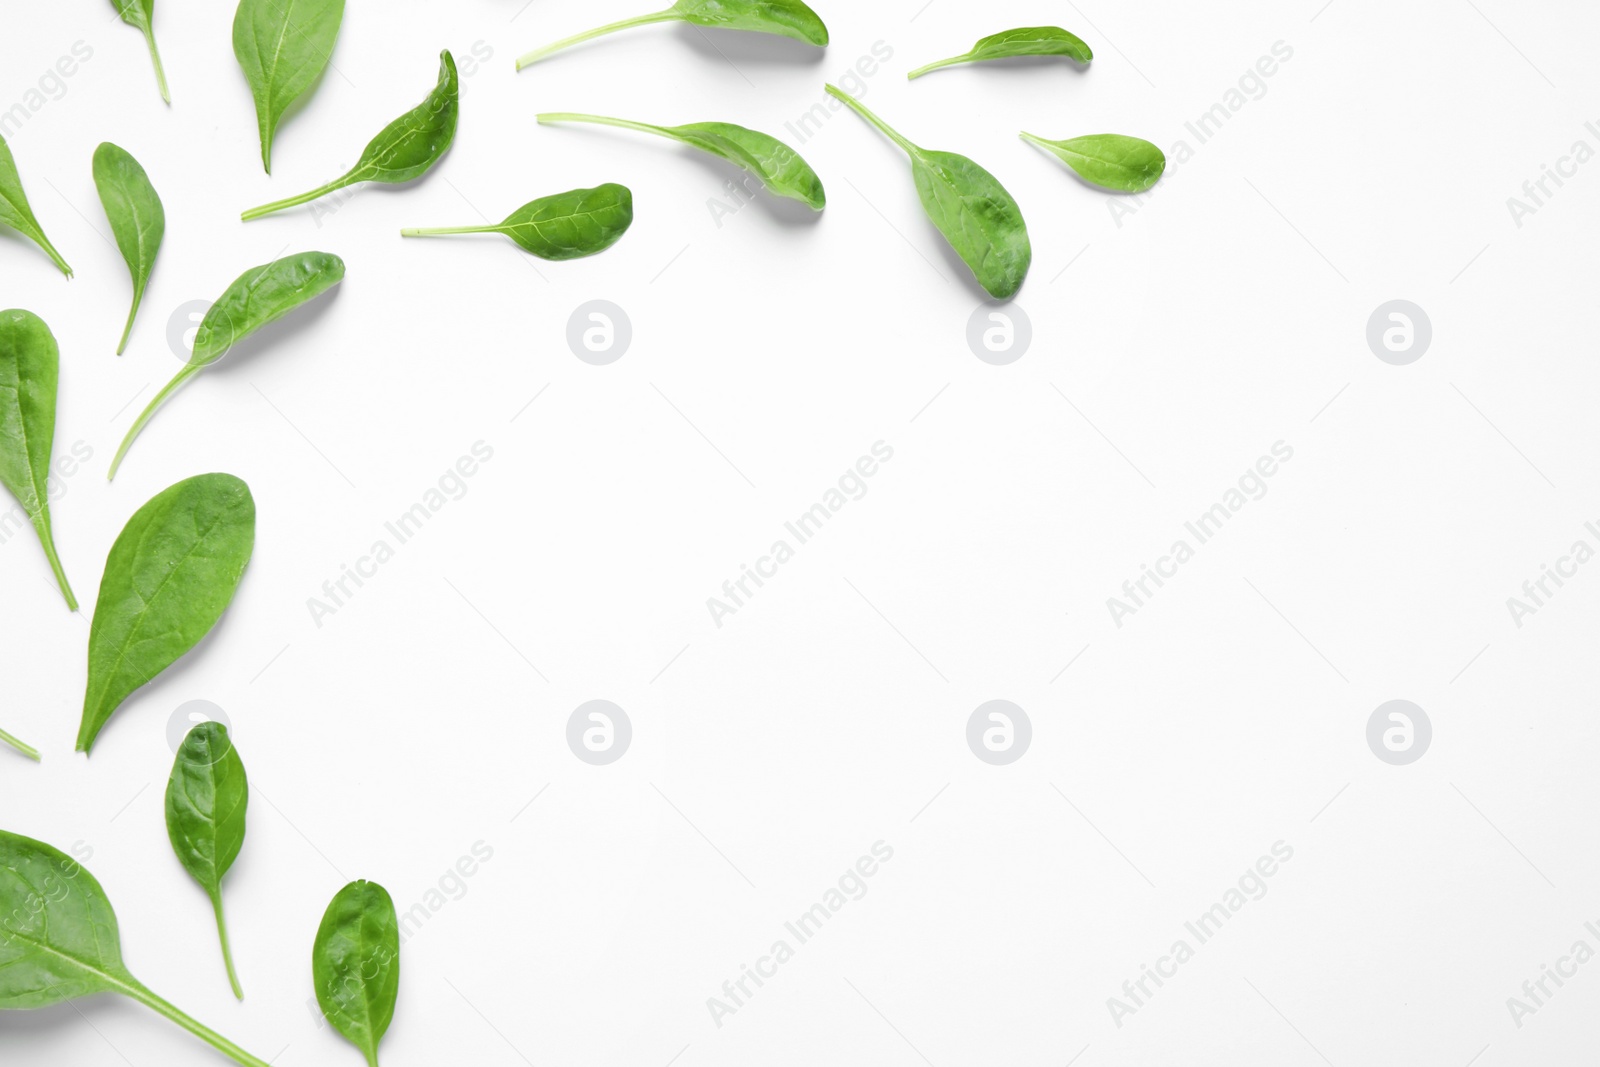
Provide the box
[2,0,1598,1064]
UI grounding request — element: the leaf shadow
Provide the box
[200,286,343,382]
[673,24,830,68]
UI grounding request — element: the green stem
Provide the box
[117,288,143,355]
[241,174,354,221]
[906,54,970,79]
[119,979,271,1067]
[29,511,76,610]
[211,892,244,1000]
[537,112,674,139]
[29,226,73,278]
[400,225,497,237]
[108,363,199,480]
[0,728,40,762]
[824,84,920,157]
[515,10,679,69]
[143,27,170,104]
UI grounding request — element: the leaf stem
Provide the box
[241,175,353,221]
[515,10,679,69]
[117,289,143,355]
[108,364,198,479]
[0,728,40,762]
[400,225,495,237]
[29,227,73,278]
[212,892,244,1000]
[824,84,919,157]
[906,54,969,79]
[29,512,76,610]
[120,979,271,1067]
[143,27,170,104]
[537,112,671,139]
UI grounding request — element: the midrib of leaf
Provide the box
[508,204,620,242]
[0,375,47,520]
[0,862,131,991]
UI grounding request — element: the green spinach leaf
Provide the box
[92,143,166,354]
[517,0,828,69]
[242,51,458,220]
[0,136,72,277]
[908,26,1091,79]
[0,829,275,1066]
[78,474,256,753]
[166,721,249,1000]
[110,251,344,477]
[314,880,400,1067]
[538,112,824,209]
[0,310,77,609]
[0,727,39,761]
[825,85,1031,299]
[233,0,346,173]
[109,0,171,102]
[403,184,635,259]
[1021,131,1165,192]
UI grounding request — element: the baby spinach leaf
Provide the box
[907,26,1091,79]
[109,0,171,103]
[538,112,825,209]
[0,136,72,277]
[110,251,344,477]
[242,51,458,220]
[166,721,249,1000]
[314,880,400,1067]
[0,727,39,761]
[517,0,828,69]
[78,475,256,754]
[825,85,1031,300]
[0,830,275,1066]
[1021,131,1165,193]
[0,310,77,610]
[92,143,166,354]
[403,184,635,259]
[233,0,346,173]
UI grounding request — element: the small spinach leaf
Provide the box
[0,310,77,609]
[233,0,346,173]
[403,184,635,259]
[314,880,400,1067]
[0,727,39,761]
[166,721,249,1000]
[0,136,72,277]
[110,251,344,477]
[109,0,171,103]
[92,143,166,354]
[908,26,1091,79]
[0,830,275,1066]
[825,85,1031,300]
[78,474,256,753]
[1021,132,1165,192]
[517,0,828,69]
[538,112,825,209]
[242,51,458,220]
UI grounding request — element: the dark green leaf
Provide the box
[538,112,824,209]
[516,0,827,69]
[0,136,72,277]
[0,830,275,1066]
[826,85,1031,300]
[110,251,345,477]
[78,475,256,753]
[92,143,166,354]
[109,0,171,102]
[1022,132,1165,192]
[403,184,635,259]
[908,26,1091,79]
[0,310,76,609]
[314,880,400,1067]
[166,721,249,999]
[233,0,346,173]
[242,51,458,220]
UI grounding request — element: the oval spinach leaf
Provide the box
[0,135,72,277]
[314,880,400,1067]
[110,250,344,478]
[0,727,39,761]
[403,184,635,259]
[0,310,77,609]
[0,830,275,1066]
[825,85,1031,300]
[166,721,249,1000]
[78,474,256,754]
[516,0,828,69]
[233,0,346,173]
[92,143,166,354]
[908,26,1092,79]
[109,0,171,103]
[538,112,825,209]
[1021,132,1165,193]
[242,51,458,220]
